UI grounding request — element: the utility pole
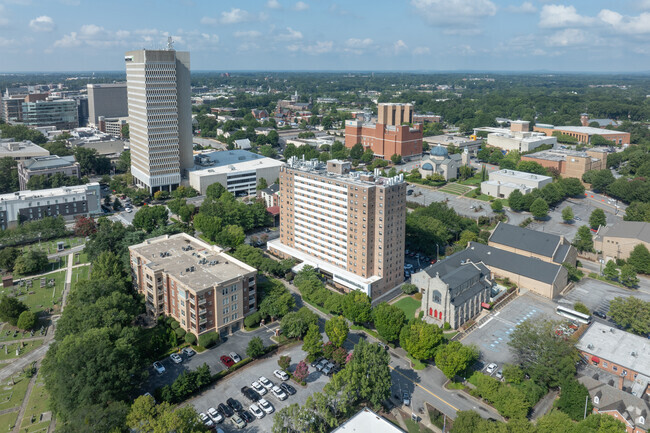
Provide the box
[583,394,589,419]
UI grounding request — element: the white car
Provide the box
[229,352,242,363]
[259,376,273,389]
[251,381,267,395]
[170,353,182,364]
[125,207,133,213]
[486,363,498,374]
[199,412,214,428]
[273,369,289,381]
[271,385,288,401]
[207,407,223,423]
[153,361,165,374]
[258,398,274,414]
[249,404,264,419]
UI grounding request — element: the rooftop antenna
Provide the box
[167,36,174,51]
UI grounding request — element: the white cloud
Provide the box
[288,40,333,55]
[80,24,104,37]
[293,1,309,11]
[29,15,55,32]
[200,16,218,25]
[221,8,253,24]
[234,30,262,39]
[546,28,588,47]
[413,46,431,55]
[53,32,80,48]
[0,6,8,27]
[394,39,408,54]
[598,9,650,34]
[346,38,373,47]
[0,37,17,47]
[539,5,592,28]
[267,0,282,9]
[411,0,496,25]
[277,27,303,41]
[506,2,536,14]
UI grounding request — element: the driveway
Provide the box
[558,278,650,317]
[407,185,494,220]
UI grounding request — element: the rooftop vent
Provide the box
[587,344,594,349]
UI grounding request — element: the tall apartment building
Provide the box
[125,45,193,193]
[129,233,258,337]
[87,83,128,127]
[345,102,423,160]
[268,158,406,298]
[1,96,26,122]
[22,99,79,130]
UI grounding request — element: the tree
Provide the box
[561,207,574,223]
[127,395,205,433]
[589,208,606,230]
[206,182,227,200]
[508,189,525,211]
[342,291,372,324]
[608,297,650,336]
[573,226,594,252]
[246,336,265,358]
[556,379,592,421]
[132,205,168,233]
[217,224,245,249]
[13,250,49,275]
[450,410,483,433]
[280,307,318,339]
[401,283,418,295]
[584,169,615,192]
[278,355,291,371]
[293,360,309,382]
[435,342,479,379]
[325,316,349,347]
[121,123,130,139]
[0,157,19,194]
[360,148,374,164]
[399,318,444,361]
[529,197,549,220]
[349,143,364,160]
[372,302,406,342]
[0,247,20,271]
[0,296,28,326]
[491,199,503,212]
[627,244,650,274]
[302,324,323,360]
[602,260,619,281]
[573,302,590,315]
[517,160,548,175]
[391,153,402,165]
[258,282,294,319]
[257,177,268,191]
[16,310,37,330]
[502,364,525,384]
[91,251,128,282]
[113,197,122,211]
[74,216,97,237]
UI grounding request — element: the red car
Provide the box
[220,355,235,368]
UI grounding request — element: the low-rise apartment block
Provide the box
[481,169,553,198]
[269,158,406,299]
[520,148,608,180]
[17,155,80,190]
[129,233,258,337]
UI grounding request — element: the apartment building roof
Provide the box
[489,222,565,261]
[577,321,650,378]
[596,221,650,244]
[489,169,552,183]
[579,375,649,430]
[0,182,99,202]
[189,150,284,178]
[285,157,405,188]
[129,234,256,291]
[21,155,76,170]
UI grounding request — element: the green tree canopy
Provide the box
[280,307,318,339]
[0,296,28,326]
[573,225,594,252]
[627,243,650,274]
[608,296,650,336]
[399,318,444,361]
[589,208,607,230]
[16,310,37,330]
[372,302,406,342]
[13,250,49,275]
[561,207,574,223]
[246,336,265,358]
[435,341,479,379]
[529,197,549,220]
[127,395,205,433]
[302,323,323,359]
[342,291,372,324]
[132,205,169,233]
[325,315,349,347]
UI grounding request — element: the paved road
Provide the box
[47,244,85,260]
[578,259,650,296]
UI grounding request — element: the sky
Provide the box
[2,0,650,73]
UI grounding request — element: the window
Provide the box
[223,298,229,305]
[612,365,618,372]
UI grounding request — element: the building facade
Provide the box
[533,124,630,146]
[17,155,80,190]
[419,145,464,180]
[594,221,650,262]
[345,103,423,160]
[481,169,553,198]
[126,47,193,193]
[520,148,608,181]
[268,158,406,298]
[22,99,78,130]
[87,83,128,127]
[0,183,101,230]
[129,233,258,337]
[1,96,25,122]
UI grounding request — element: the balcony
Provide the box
[199,318,207,325]
[199,308,206,315]
[189,298,195,306]
[198,298,206,306]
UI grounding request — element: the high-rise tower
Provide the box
[125,43,192,193]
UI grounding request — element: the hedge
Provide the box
[198,331,220,348]
[184,333,196,344]
[244,311,263,328]
[174,327,186,338]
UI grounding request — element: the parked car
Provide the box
[240,410,254,424]
[271,385,288,401]
[259,376,273,389]
[220,355,235,368]
[218,403,233,418]
[575,216,581,221]
[125,207,133,213]
[229,352,242,363]
[594,311,607,319]
[274,369,289,381]
[280,382,296,395]
[496,370,503,380]
[322,364,333,376]
[230,414,246,429]
[182,347,195,357]
[241,386,260,402]
[251,381,267,395]
[153,361,165,374]
[227,398,243,414]
[170,353,182,364]
[315,359,328,371]
[402,391,411,406]
[486,363,498,374]
[311,358,324,368]
[199,413,214,428]
[258,398,274,414]
[207,407,224,423]
[407,189,414,195]
[249,404,264,419]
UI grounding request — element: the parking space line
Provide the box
[388,366,459,412]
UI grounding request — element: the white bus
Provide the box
[556,305,591,324]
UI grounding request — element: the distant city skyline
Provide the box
[2,0,650,73]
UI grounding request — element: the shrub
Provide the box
[170,320,181,330]
[198,331,220,348]
[244,311,263,328]
[402,283,418,295]
[573,302,590,315]
[443,322,451,331]
[414,292,422,301]
[17,310,37,330]
[247,337,265,358]
[174,327,186,338]
[184,333,196,345]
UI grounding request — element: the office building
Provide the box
[0,183,101,230]
[17,155,80,190]
[534,124,630,146]
[188,150,284,196]
[594,221,650,262]
[481,169,553,198]
[0,139,50,162]
[477,121,557,153]
[345,103,423,160]
[520,148,608,180]
[99,117,128,137]
[1,96,26,122]
[268,158,406,298]
[129,233,258,337]
[87,83,128,127]
[22,99,79,130]
[126,44,193,193]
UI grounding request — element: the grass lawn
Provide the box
[408,355,427,370]
[472,193,493,202]
[393,297,421,320]
[1,270,67,315]
[440,184,472,195]
[20,375,53,433]
[405,418,434,433]
[0,412,19,432]
[22,236,84,255]
[459,175,483,186]
[0,372,31,412]
[71,265,90,290]
[73,251,89,265]
[0,340,44,361]
[0,324,31,342]
[443,331,459,341]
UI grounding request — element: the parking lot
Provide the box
[461,292,558,369]
[558,278,650,317]
[407,184,495,220]
[189,343,331,432]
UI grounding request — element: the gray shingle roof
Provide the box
[553,244,571,264]
[597,221,650,244]
[579,375,649,430]
[23,155,76,170]
[489,222,562,259]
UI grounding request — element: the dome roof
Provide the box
[422,163,434,171]
[431,144,448,157]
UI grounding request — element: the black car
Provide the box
[240,410,254,424]
[227,397,243,414]
[218,402,233,417]
[310,357,324,368]
[280,382,296,395]
[240,386,260,402]
[594,311,607,319]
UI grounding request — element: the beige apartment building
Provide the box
[594,221,650,262]
[129,233,258,337]
[268,158,406,299]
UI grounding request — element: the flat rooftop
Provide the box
[23,155,77,170]
[577,321,650,377]
[0,139,49,157]
[489,169,552,182]
[0,182,98,202]
[555,126,626,136]
[189,150,284,177]
[331,408,406,433]
[129,233,256,291]
[423,134,480,146]
[285,157,405,188]
[524,149,596,162]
